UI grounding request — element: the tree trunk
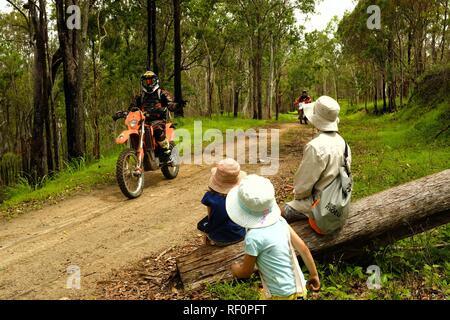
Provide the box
[251,56,258,120]
[50,95,60,172]
[29,0,50,183]
[441,0,449,62]
[233,87,239,118]
[334,72,338,102]
[48,49,62,172]
[268,35,274,120]
[173,0,183,117]
[146,0,151,70]
[256,26,262,120]
[177,170,450,290]
[205,56,213,117]
[373,67,378,114]
[151,0,158,74]
[218,83,224,115]
[146,0,158,72]
[56,0,90,161]
[91,39,100,160]
[382,71,387,114]
[397,31,404,108]
[275,77,280,121]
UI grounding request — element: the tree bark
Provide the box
[256,25,262,120]
[275,77,280,121]
[151,0,158,74]
[268,35,274,120]
[91,39,100,160]
[205,56,213,117]
[441,0,449,62]
[173,0,183,117]
[233,87,239,118]
[177,170,450,290]
[56,0,91,161]
[146,0,151,70]
[382,71,387,114]
[29,0,50,183]
[373,67,378,114]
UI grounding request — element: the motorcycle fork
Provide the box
[136,122,146,173]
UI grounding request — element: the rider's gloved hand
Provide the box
[112,111,124,121]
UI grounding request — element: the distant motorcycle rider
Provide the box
[295,90,312,124]
[114,71,177,162]
[298,90,312,104]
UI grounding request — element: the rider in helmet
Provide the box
[295,90,312,124]
[299,90,312,104]
[117,71,177,163]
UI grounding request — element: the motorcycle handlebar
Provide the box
[112,111,128,121]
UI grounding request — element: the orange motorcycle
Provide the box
[113,107,180,199]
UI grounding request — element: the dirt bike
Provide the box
[113,107,180,199]
[298,103,308,125]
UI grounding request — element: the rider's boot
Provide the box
[158,139,172,164]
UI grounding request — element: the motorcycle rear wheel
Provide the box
[116,148,144,199]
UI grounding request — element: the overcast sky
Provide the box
[296,0,357,33]
[0,0,358,32]
[0,1,10,12]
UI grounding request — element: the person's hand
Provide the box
[112,111,123,121]
[307,274,320,291]
[231,261,241,277]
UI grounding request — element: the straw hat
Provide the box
[208,158,247,194]
[226,175,281,229]
[303,96,340,132]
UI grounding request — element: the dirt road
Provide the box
[0,123,303,299]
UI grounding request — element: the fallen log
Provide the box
[176,169,450,290]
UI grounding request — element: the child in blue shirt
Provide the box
[227,174,320,299]
[197,158,246,246]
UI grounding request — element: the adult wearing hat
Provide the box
[283,96,352,232]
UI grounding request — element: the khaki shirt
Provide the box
[287,131,352,214]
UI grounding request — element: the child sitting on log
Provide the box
[197,158,247,246]
[227,174,320,300]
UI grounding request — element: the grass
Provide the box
[339,102,450,200]
[1,155,118,216]
[207,100,450,301]
[206,275,262,300]
[0,114,294,217]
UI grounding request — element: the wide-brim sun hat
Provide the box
[303,96,340,132]
[208,158,247,194]
[226,174,281,229]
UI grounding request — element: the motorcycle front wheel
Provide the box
[116,148,144,199]
[161,143,180,180]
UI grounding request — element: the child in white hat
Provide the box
[227,174,320,300]
[197,158,247,246]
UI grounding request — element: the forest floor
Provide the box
[0,121,306,300]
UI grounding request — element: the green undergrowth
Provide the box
[340,101,449,200]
